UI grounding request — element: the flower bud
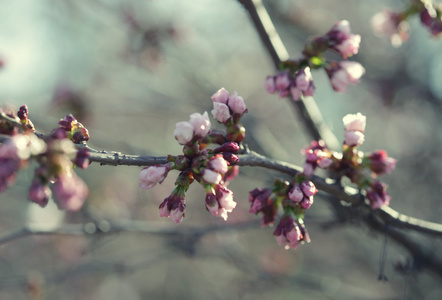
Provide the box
[174,121,194,145]
[211,87,230,104]
[211,102,231,123]
[189,112,211,138]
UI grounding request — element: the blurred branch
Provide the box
[0,219,259,246]
[238,0,340,150]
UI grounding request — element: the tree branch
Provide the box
[238,0,340,150]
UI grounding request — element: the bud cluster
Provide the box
[0,106,90,210]
[249,174,317,250]
[371,0,442,47]
[139,88,246,223]
[301,113,397,209]
[265,20,365,99]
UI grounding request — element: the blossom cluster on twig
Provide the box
[264,20,365,99]
[138,88,246,223]
[371,0,442,47]
[301,113,397,209]
[0,106,91,210]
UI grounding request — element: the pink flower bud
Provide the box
[209,156,228,174]
[228,92,247,115]
[343,112,366,132]
[290,86,302,101]
[264,76,277,94]
[301,196,314,209]
[53,173,88,211]
[211,87,230,104]
[303,83,315,97]
[329,62,365,92]
[333,20,351,36]
[202,169,222,184]
[366,181,391,209]
[211,102,231,123]
[344,131,365,147]
[301,181,317,197]
[174,121,194,145]
[295,67,313,91]
[303,162,315,176]
[288,185,303,203]
[217,186,236,212]
[335,34,361,58]
[275,72,291,90]
[159,202,170,217]
[139,166,168,189]
[213,142,240,154]
[189,111,211,137]
[318,157,333,169]
[170,207,185,223]
[29,180,51,208]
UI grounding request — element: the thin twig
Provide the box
[238,0,340,150]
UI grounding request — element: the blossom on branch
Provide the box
[326,61,365,93]
[326,20,361,58]
[139,165,170,189]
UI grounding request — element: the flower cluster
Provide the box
[0,106,90,210]
[371,1,442,47]
[249,174,317,250]
[265,20,365,99]
[301,113,397,209]
[139,88,246,223]
[265,68,315,101]
[58,114,90,144]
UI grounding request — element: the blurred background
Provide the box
[1,0,442,299]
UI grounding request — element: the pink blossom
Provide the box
[217,186,237,221]
[371,9,408,47]
[228,92,247,115]
[159,193,186,222]
[335,34,361,58]
[28,180,52,208]
[329,61,365,92]
[205,190,219,216]
[367,150,397,175]
[170,207,185,223]
[333,20,351,36]
[249,188,277,227]
[318,157,333,169]
[174,121,194,145]
[295,67,313,91]
[211,87,230,104]
[288,185,303,203]
[301,196,314,209]
[53,173,89,211]
[344,131,365,147]
[159,203,170,217]
[290,86,302,101]
[264,76,276,94]
[139,166,168,189]
[211,102,231,123]
[209,155,228,174]
[301,181,317,197]
[273,215,302,249]
[189,111,211,137]
[366,181,391,209]
[304,83,315,97]
[303,162,315,176]
[202,169,222,184]
[343,112,366,133]
[275,72,291,90]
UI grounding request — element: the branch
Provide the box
[238,0,340,150]
[0,218,260,246]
